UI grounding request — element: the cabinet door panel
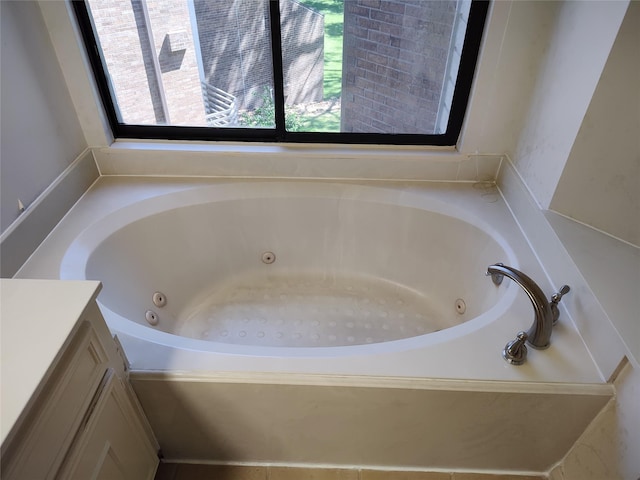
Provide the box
[2,322,109,479]
[92,444,129,480]
[61,372,158,480]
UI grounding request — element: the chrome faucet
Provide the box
[486,263,570,364]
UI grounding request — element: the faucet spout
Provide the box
[486,263,553,349]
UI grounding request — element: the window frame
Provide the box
[72,0,489,146]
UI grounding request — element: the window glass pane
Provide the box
[85,0,275,128]
[280,0,472,134]
[280,0,343,133]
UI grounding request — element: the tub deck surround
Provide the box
[18,177,602,384]
[92,142,503,182]
[497,158,637,380]
[0,149,99,278]
[544,210,640,370]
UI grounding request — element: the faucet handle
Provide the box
[502,331,528,365]
[552,285,570,302]
[486,262,505,285]
[550,285,570,325]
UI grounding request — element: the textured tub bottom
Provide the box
[173,273,462,347]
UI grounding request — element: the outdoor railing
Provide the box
[201,82,238,127]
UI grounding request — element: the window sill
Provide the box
[93,140,501,183]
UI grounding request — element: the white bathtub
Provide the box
[23,178,602,383]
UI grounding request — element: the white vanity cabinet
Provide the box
[1,279,159,480]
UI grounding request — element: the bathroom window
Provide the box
[72,0,488,145]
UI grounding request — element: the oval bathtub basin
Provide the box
[61,183,513,350]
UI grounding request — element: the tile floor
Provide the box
[154,464,545,480]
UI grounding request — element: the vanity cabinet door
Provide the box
[1,322,109,480]
[59,370,158,480]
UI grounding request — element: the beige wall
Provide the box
[0,1,87,233]
[461,0,560,158]
[510,0,628,210]
[550,1,640,247]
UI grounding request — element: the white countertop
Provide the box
[0,279,101,445]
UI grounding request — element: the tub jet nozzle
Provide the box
[145,310,159,326]
[261,252,276,264]
[152,291,167,307]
